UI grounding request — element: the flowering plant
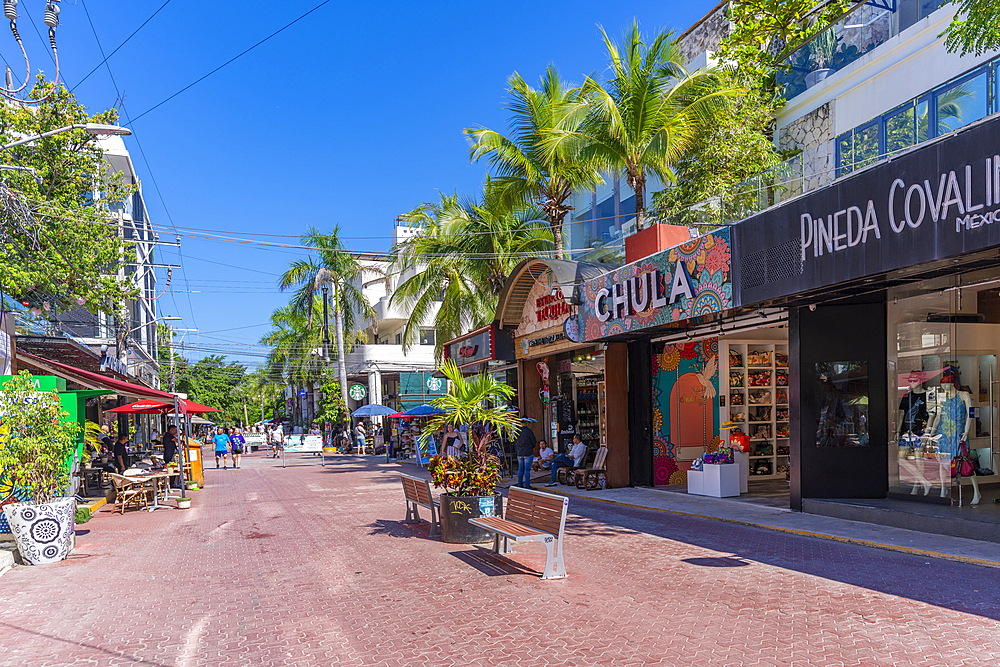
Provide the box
[423,360,520,497]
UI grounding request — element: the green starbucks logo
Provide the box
[426,376,444,392]
[349,384,367,401]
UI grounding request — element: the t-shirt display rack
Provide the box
[721,341,790,481]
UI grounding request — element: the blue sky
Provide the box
[18,0,718,368]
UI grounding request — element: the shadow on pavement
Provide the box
[682,556,751,567]
[450,547,539,578]
[0,621,170,667]
[367,518,438,541]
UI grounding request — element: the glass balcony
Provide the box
[777,3,896,101]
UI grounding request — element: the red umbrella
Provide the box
[178,398,221,414]
[105,400,173,414]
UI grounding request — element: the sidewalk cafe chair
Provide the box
[109,474,152,514]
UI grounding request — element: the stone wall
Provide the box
[778,102,835,191]
[677,2,730,68]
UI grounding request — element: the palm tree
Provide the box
[390,183,552,354]
[278,226,375,418]
[581,21,734,231]
[465,66,600,259]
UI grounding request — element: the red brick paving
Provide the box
[1,449,999,667]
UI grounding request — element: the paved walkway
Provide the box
[2,452,999,666]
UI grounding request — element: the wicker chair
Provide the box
[109,474,152,514]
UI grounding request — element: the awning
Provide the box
[19,351,175,400]
[105,397,222,415]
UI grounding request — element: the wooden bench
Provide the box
[572,446,608,490]
[400,474,440,538]
[469,486,569,579]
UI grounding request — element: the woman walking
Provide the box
[230,428,246,469]
[213,426,230,469]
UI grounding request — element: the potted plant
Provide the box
[424,361,521,543]
[185,480,198,491]
[806,28,837,89]
[0,371,81,565]
[176,497,192,509]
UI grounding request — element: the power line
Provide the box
[71,0,174,92]
[125,0,334,126]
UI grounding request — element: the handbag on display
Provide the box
[952,441,976,478]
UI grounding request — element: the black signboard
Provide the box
[556,397,576,450]
[734,115,1000,305]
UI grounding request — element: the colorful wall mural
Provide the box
[651,338,720,486]
[579,228,732,342]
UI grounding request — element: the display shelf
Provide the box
[722,340,789,481]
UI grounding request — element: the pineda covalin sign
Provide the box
[735,114,1000,303]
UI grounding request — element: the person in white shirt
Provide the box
[533,440,555,471]
[355,422,367,452]
[545,434,588,486]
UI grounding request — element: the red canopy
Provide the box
[105,399,173,414]
[21,352,175,400]
[104,397,221,415]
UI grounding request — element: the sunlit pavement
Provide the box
[2,449,999,667]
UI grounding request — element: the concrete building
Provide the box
[342,218,442,413]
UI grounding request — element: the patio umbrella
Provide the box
[401,404,446,417]
[351,403,398,418]
[105,399,173,413]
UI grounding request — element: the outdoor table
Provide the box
[123,470,182,511]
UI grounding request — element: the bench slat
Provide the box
[470,517,545,538]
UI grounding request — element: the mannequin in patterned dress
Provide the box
[926,370,981,504]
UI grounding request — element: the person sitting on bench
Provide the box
[545,434,587,486]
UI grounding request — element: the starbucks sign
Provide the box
[349,383,367,401]
[426,376,444,392]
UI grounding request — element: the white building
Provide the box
[342,218,442,412]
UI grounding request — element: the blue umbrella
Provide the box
[352,404,398,418]
[401,403,446,417]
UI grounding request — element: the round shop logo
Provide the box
[426,376,444,392]
[349,384,367,401]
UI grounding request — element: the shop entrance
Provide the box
[650,321,790,506]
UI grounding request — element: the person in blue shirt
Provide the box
[213,427,231,469]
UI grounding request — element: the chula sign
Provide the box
[593,263,695,323]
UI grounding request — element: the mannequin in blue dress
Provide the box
[926,368,981,504]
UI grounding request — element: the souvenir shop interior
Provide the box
[651,322,790,504]
[549,345,607,452]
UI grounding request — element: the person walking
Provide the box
[213,427,230,469]
[513,422,537,489]
[355,421,367,454]
[230,428,246,469]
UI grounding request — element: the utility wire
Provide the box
[72,0,174,92]
[125,0,333,126]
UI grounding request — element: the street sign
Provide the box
[349,383,367,401]
[299,389,307,398]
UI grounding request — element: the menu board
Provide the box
[556,398,577,450]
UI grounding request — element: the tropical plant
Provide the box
[279,226,375,414]
[83,421,104,457]
[316,370,349,426]
[943,0,1000,57]
[465,66,601,259]
[0,371,80,505]
[580,21,735,231]
[391,183,551,354]
[809,28,836,69]
[0,76,137,315]
[423,360,520,496]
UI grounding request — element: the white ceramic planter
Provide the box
[176,499,191,509]
[2,497,75,565]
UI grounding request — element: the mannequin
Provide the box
[925,367,981,504]
[898,371,931,495]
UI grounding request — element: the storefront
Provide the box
[441,323,517,401]
[496,258,615,471]
[729,112,1000,518]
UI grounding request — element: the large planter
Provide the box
[438,493,503,544]
[3,497,76,565]
[805,68,833,89]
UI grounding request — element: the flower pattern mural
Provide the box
[579,228,733,342]
[651,338,720,486]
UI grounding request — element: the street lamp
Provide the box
[0,123,131,152]
[128,315,180,334]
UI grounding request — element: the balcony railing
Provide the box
[777,2,894,100]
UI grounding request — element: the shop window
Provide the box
[934,69,990,136]
[815,361,870,447]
